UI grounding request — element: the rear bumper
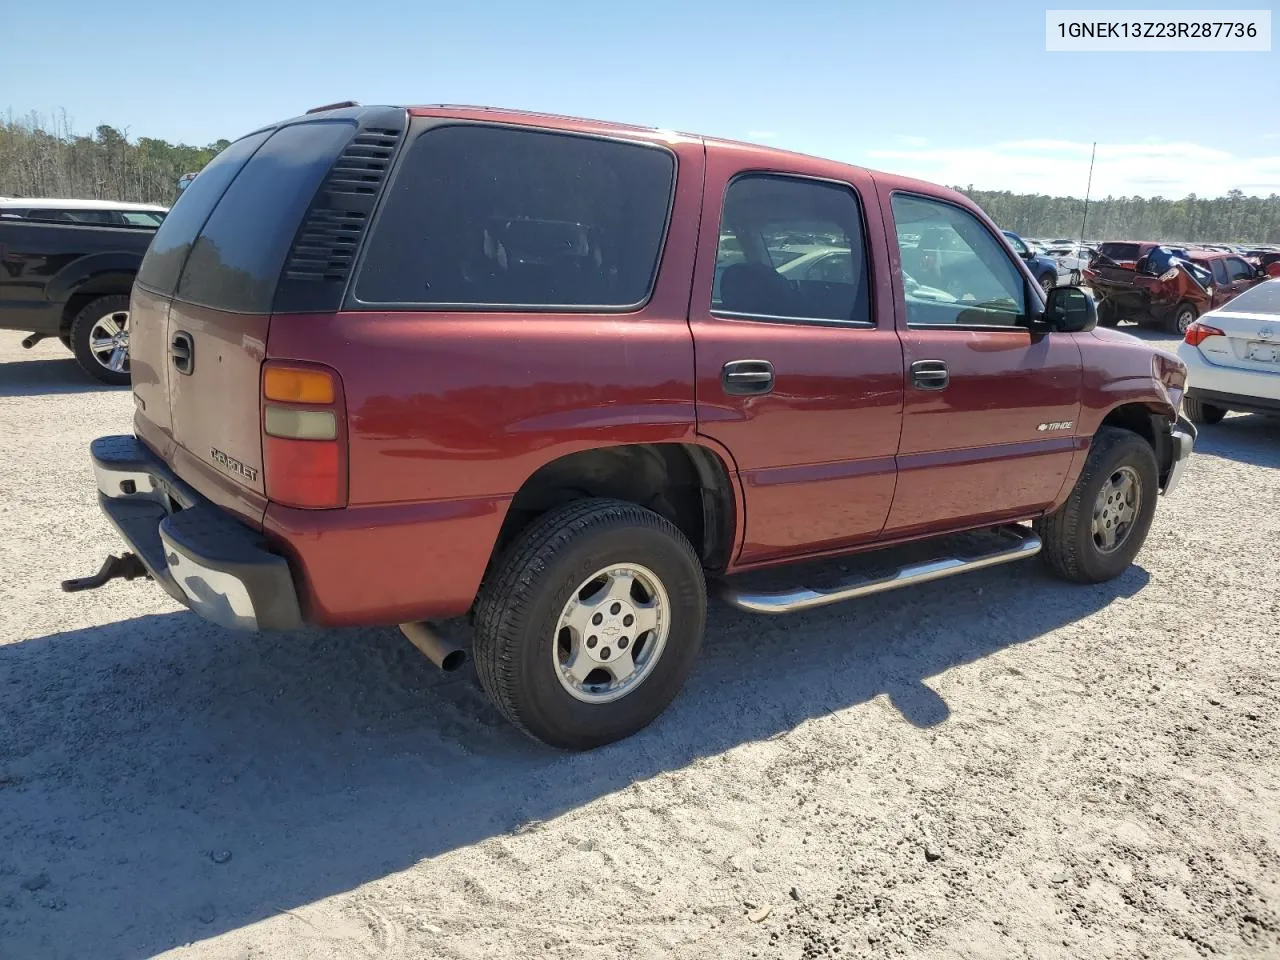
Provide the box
[1162,416,1196,496]
[91,435,303,631]
[1186,388,1280,417]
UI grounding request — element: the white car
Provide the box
[1043,244,1098,284]
[0,197,168,227]
[1178,278,1280,424]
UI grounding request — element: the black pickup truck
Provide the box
[0,208,163,384]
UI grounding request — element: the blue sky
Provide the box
[6,0,1278,197]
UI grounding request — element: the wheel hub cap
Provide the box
[89,311,130,373]
[1092,466,1141,554]
[553,563,670,704]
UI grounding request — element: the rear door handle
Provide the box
[170,331,194,375]
[722,359,774,396]
[910,359,948,390]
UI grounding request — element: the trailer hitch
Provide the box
[61,553,151,593]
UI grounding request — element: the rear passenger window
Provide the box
[711,175,870,324]
[177,120,355,313]
[137,130,271,296]
[354,125,675,309]
[891,193,1025,327]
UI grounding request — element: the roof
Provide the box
[403,103,968,205]
[0,198,168,212]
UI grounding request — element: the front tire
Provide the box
[69,294,131,385]
[1040,272,1057,294]
[1183,395,1227,425]
[473,499,706,750]
[1035,427,1159,584]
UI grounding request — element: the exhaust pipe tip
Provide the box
[438,648,467,672]
[399,621,467,672]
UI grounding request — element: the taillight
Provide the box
[1183,321,1224,347]
[261,362,347,509]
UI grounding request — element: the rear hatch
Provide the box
[130,109,406,524]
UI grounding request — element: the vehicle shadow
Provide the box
[0,358,119,397]
[1117,324,1181,346]
[0,557,1149,959]
[1192,413,1280,468]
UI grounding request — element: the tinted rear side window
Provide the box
[354,125,675,309]
[136,130,271,295]
[177,120,355,313]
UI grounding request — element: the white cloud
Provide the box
[861,139,1280,198]
[747,130,778,141]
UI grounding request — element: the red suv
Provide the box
[70,104,1195,748]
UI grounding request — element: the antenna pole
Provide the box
[1079,141,1096,246]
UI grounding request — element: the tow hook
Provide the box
[61,553,150,593]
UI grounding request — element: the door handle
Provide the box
[170,331,194,375]
[722,359,774,396]
[910,359,948,390]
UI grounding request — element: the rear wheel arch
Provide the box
[59,271,138,333]
[494,442,738,576]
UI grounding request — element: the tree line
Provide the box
[3,113,1278,244]
[0,113,226,207]
[958,186,1280,246]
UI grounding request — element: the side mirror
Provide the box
[1046,285,1097,332]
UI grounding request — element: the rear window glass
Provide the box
[1222,279,1280,313]
[136,130,271,295]
[1099,242,1140,262]
[177,120,355,313]
[354,125,675,308]
[121,211,165,227]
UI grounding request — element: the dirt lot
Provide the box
[1,330,1278,960]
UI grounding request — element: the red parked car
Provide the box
[68,103,1195,748]
[1086,246,1269,333]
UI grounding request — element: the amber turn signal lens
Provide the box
[263,367,335,404]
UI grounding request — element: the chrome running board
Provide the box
[717,525,1042,615]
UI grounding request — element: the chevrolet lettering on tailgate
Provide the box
[210,447,258,482]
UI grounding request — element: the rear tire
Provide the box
[473,498,706,750]
[1183,395,1227,425]
[1167,301,1198,336]
[69,294,131,386]
[1035,427,1159,584]
[1039,272,1056,294]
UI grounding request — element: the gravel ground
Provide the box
[1,330,1278,960]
